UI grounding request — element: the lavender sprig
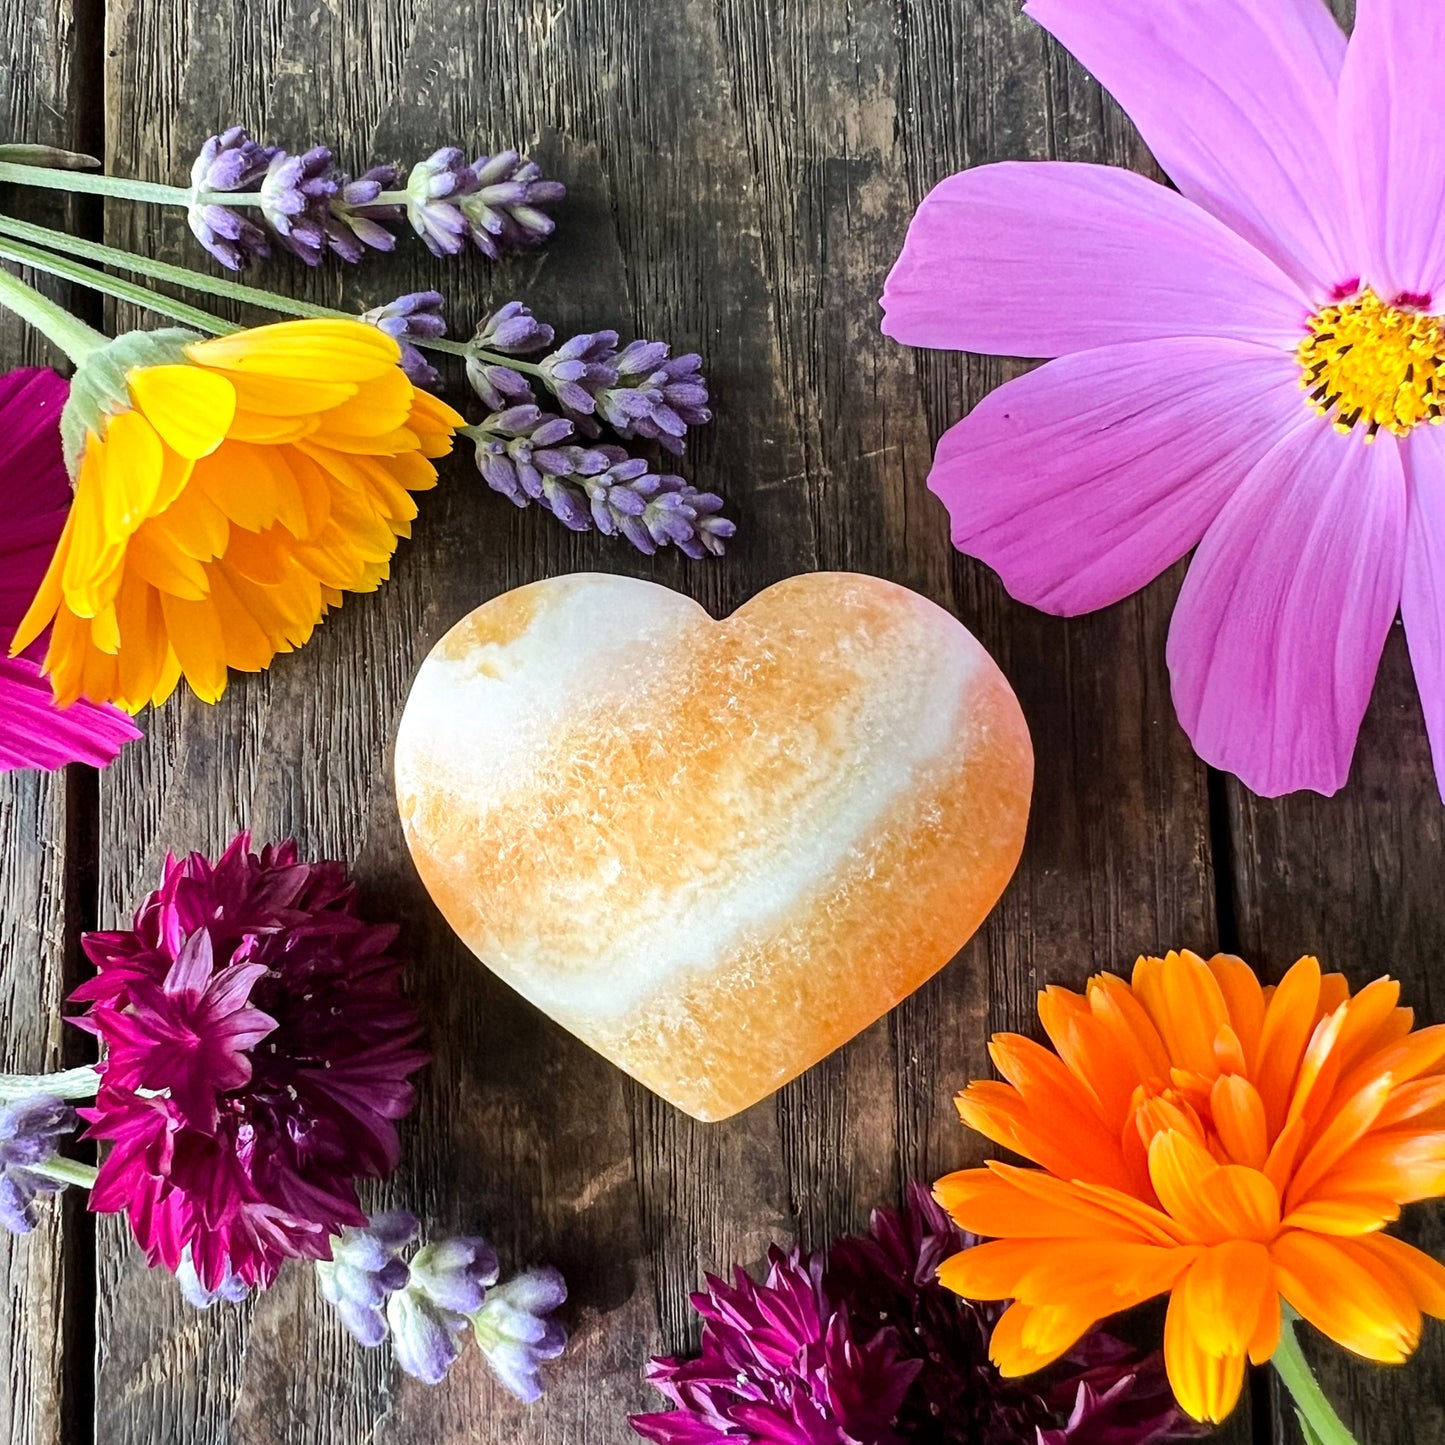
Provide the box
[317,1211,418,1347]
[186,128,277,270]
[0,1095,80,1235]
[467,407,734,558]
[361,291,448,386]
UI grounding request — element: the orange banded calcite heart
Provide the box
[394,572,1032,1121]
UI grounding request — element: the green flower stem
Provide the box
[0,235,236,336]
[0,263,107,363]
[29,1157,98,1190]
[0,160,188,206]
[0,1065,100,1102]
[1272,1307,1360,1445]
[0,214,491,360]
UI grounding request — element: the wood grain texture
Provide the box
[0,0,1431,1441]
[89,1,1233,1442]
[0,1,97,1442]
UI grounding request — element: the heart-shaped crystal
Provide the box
[395,572,1032,1120]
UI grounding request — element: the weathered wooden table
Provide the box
[0,0,1439,1442]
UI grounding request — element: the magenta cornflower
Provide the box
[71,833,427,1293]
[883,0,1445,800]
[0,367,138,771]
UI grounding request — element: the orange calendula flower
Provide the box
[10,319,463,711]
[935,950,1445,1425]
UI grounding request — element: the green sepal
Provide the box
[60,327,201,478]
[0,144,102,171]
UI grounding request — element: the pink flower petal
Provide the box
[1167,424,1406,798]
[1026,0,1352,295]
[881,163,1309,358]
[930,338,1303,615]
[1338,1,1445,305]
[1399,426,1445,801]
[0,657,140,772]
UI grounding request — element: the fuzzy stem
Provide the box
[0,264,107,363]
[1272,1307,1360,1445]
[370,190,411,207]
[0,236,236,336]
[29,1158,99,1190]
[0,1065,100,1102]
[0,160,189,206]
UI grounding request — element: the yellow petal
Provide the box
[128,364,235,459]
[1164,1282,1248,1423]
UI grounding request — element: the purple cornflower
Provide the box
[460,151,567,260]
[466,302,555,409]
[468,409,734,558]
[631,1245,919,1445]
[361,292,448,386]
[259,145,337,266]
[596,343,712,455]
[472,1267,568,1404]
[825,1184,1200,1445]
[186,127,276,270]
[328,165,403,261]
[0,1095,79,1235]
[317,1211,418,1348]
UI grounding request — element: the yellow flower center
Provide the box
[1297,288,1445,438]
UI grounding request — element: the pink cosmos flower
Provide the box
[72,834,427,1292]
[881,0,1445,799]
[0,368,138,771]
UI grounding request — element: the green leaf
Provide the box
[1296,1407,1329,1445]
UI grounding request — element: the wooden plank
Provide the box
[93,3,1235,1445]
[1227,627,1445,1445]
[0,0,101,1441]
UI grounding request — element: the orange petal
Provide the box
[1211,1074,1270,1170]
[1148,1130,1225,1241]
[1174,1240,1275,1360]
[1255,956,1322,1137]
[1132,951,1229,1077]
[1354,1234,1445,1318]
[1272,1231,1421,1363]
[1286,1071,1394,1210]
[1207,954,1267,1071]
[1195,1165,1281,1242]
[988,1300,1093,1376]
[1164,1284,1248,1424]
[1282,1198,1399,1236]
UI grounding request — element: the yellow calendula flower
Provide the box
[10,318,463,711]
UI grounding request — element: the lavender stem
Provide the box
[0,1066,101,1103]
[0,160,189,206]
[28,1157,98,1190]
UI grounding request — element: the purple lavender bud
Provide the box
[404,148,480,258]
[177,1247,251,1309]
[387,1285,469,1385]
[259,147,337,266]
[317,1211,419,1348]
[186,128,279,270]
[475,301,555,355]
[596,343,712,456]
[458,151,566,260]
[409,1237,500,1315]
[328,164,403,260]
[539,331,619,418]
[471,1267,568,1404]
[360,292,447,387]
[0,1095,78,1235]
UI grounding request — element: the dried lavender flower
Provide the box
[317,1210,418,1348]
[459,151,567,260]
[361,291,448,386]
[388,1282,470,1384]
[409,1236,500,1315]
[186,127,277,270]
[472,1267,568,1404]
[598,345,712,455]
[466,302,555,409]
[0,1095,78,1235]
[177,1246,250,1309]
[259,145,337,266]
[403,148,480,258]
[538,331,620,417]
[328,165,403,260]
